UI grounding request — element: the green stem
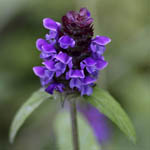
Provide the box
[70,100,80,150]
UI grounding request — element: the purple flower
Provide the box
[90,36,111,58]
[36,39,47,51]
[69,69,85,79]
[55,62,66,77]
[58,35,75,49]
[45,83,64,94]
[92,36,111,45]
[33,8,111,96]
[42,60,56,71]
[70,78,81,89]
[33,66,45,78]
[43,18,59,31]
[33,66,54,87]
[55,52,72,64]
[81,85,93,96]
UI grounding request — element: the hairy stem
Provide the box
[70,100,80,150]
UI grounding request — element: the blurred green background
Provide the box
[0,0,150,149]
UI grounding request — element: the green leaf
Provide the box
[9,89,52,144]
[54,111,101,150]
[85,86,136,143]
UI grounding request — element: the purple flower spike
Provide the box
[43,18,58,31]
[34,8,111,96]
[93,36,111,46]
[55,52,72,64]
[33,66,45,78]
[69,69,85,79]
[36,38,47,51]
[58,35,75,49]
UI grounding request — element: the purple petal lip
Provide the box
[43,18,58,31]
[69,69,85,79]
[40,52,52,59]
[96,59,108,70]
[42,44,56,53]
[86,66,96,74]
[81,85,93,96]
[58,35,75,49]
[40,77,52,87]
[82,76,96,85]
[36,38,47,51]
[33,66,45,78]
[46,30,57,40]
[42,60,56,71]
[55,62,66,77]
[83,57,97,66]
[90,43,106,54]
[45,83,64,94]
[93,36,111,45]
[80,62,85,69]
[40,70,54,86]
[55,52,72,64]
[70,78,81,89]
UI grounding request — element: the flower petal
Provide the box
[36,38,47,51]
[69,69,85,79]
[43,18,58,30]
[82,76,96,85]
[91,43,106,55]
[42,60,56,71]
[45,83,56,94]
[45,83,64,94]
[40,71,54,86]
[33,66,45,78]
[86,66,96,73]
[96,59,108,70]
[55,52,72,64]
[40,52,51,59]
[81,85,93,96]
[83,57,97,66]
[58,35,75,49]
[42,44,56,54]
[70,78,81,89]
[55,62,66,77]
[93,36,111,45]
